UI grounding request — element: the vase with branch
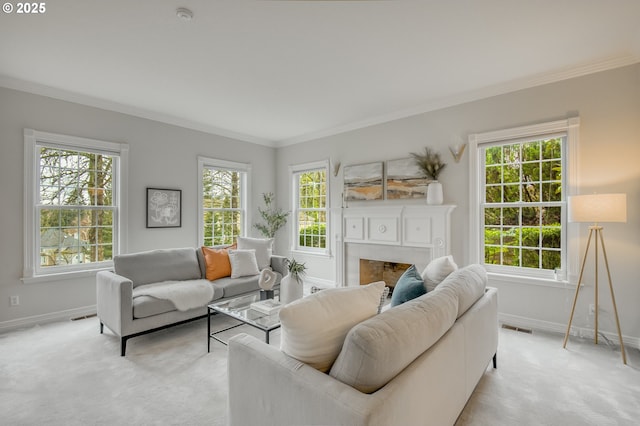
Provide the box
[280,257,306,304]
[411,147,447,204]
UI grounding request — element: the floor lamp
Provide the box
[562,193,627,364]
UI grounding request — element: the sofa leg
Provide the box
[492,353,497,369]
[121,337,127,357]
[100,322,104,334]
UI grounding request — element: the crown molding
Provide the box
[0,75,275,147]
[2,53,638,149]
[275,54,640,147]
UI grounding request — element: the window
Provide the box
[469,118,579,281]
[291,161,329,253]
[23,129,128,280]
[199,157,250,246]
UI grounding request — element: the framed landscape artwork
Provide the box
[146,188,182,228]
[344,162,384,201]
[386,158,428,199]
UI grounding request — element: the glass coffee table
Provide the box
[207,291,281,352]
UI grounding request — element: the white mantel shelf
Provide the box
[342,204,456,256]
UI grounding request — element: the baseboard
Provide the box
[0,305,97,333]
[498,313,640,350]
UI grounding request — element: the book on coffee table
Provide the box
[250,299,282,315]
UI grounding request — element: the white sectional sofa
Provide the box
[96,247,286,356]
[228,264,498,426]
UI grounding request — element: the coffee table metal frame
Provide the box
[207,291,281,351]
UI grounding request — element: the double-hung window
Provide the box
[23,129,128,281]
[469,118,579,281]
[199,157,250,246]
[291,161,329,253]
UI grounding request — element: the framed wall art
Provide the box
[386,157,429,199]
[344,162,384,201]
[146,188,182,228]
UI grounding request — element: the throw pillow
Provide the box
[237,237,273,270]
[420,255,458,292]
[228,249,260,278]
[279,281,385,373]
[201,246,232,281]
[390,265,426,307]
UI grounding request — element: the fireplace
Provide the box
[340,205,455,287]
[359,259,411,292]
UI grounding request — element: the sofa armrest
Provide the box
[228,333,382,426]
[96,270,134,337]
[269,255,288,277]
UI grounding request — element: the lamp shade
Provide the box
[568,193,627,223]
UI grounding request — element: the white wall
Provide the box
[0,87,276,328]
[275,64,640,346]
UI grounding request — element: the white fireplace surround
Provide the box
[340,205,455,286]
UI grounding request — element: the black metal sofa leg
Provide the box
[100,322,104,334]
[492,353,497,369]
[121,337,127,357]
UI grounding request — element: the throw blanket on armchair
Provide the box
[132,279,214,311]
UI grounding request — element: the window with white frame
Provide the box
[23,129,128,280]
[199,157,250,246]
[469,118,579,281]
[291,161,329,253]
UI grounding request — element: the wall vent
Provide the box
[71,313,97,321]
[501,324,533,334]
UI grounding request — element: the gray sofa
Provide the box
[228,264,498,426]
[96,247,286,355]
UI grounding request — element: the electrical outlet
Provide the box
[10,295,20,306]
[589,304,595,315]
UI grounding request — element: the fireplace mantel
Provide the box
[340,205,456,286]
[343,205,455,253]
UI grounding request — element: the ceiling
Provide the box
[1,1,639,147]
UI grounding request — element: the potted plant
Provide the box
[254,192,289,238]
[280,257,306,304]
[411,147,447,204]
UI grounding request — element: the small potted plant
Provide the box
[280,257,306,304]
[411,147,446,204]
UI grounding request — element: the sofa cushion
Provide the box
[213,275,269,298]
[132,280,224,318]
[390,265,426,307]
[237,237,273,270]
[421,255,458,292]
[228,249,260,278]
[329,286,459,393]
[436,264,487,318]
[201,246,232,280]
[279,281,385,373]
[114,248,202,288]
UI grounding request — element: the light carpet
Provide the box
[1,315,639,425]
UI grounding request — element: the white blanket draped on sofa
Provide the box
[132,279,214,311]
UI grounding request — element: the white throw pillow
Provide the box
[228,249,260,278]
[237,237,273,270]
[421,255,458,292]
[279,281,386,373]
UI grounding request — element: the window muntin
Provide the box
[24,129,127,280]
[481,136,565,275]
[200,159,249,246]
[37,146,116,270]
[292,163,328,253]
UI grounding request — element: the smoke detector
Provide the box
[176,7,193,21]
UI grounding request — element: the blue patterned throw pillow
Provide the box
[390,265,427,307]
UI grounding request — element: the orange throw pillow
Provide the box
[201,246,232,280]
